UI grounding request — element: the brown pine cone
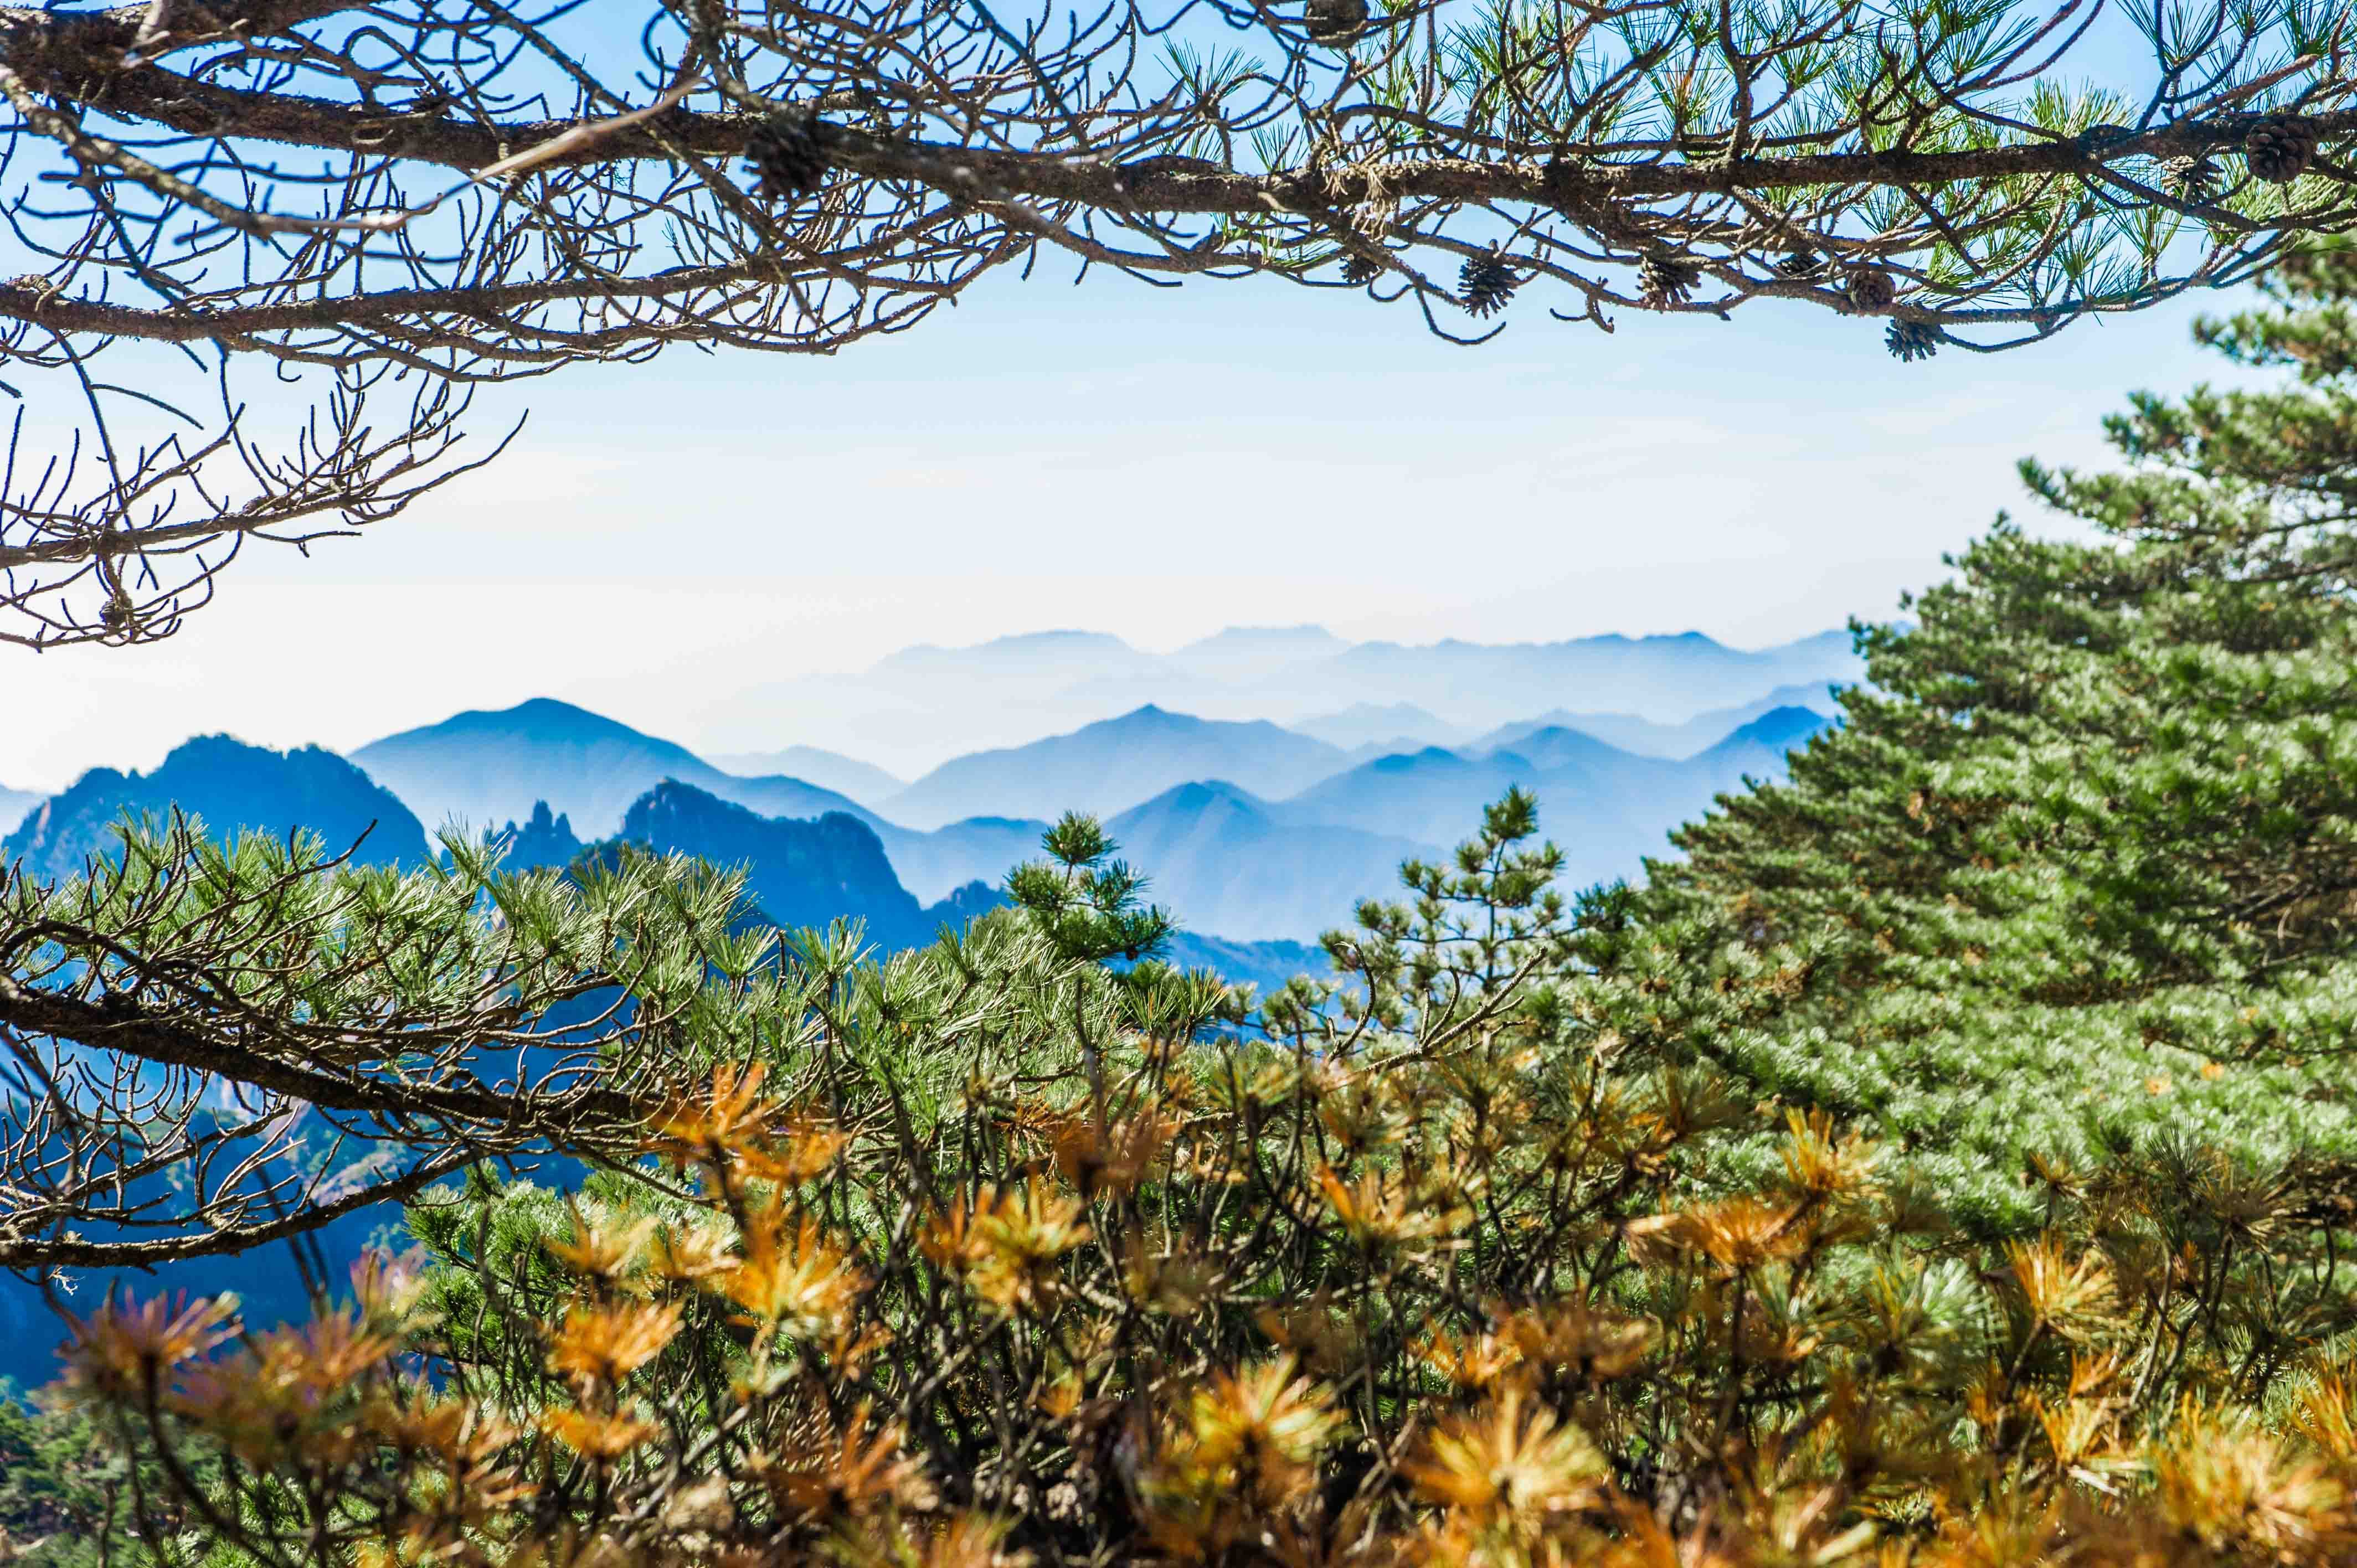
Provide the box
[2244,115,2319,184]
[1846,268,1897,312]
[1639,254,1701,306]
[744,114,828,203]
[1305,0,1369,45]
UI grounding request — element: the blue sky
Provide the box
[4,223,2248,790]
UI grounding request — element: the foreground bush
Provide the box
[28,795,2357,1567]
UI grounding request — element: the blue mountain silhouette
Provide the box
[2,735,430,879]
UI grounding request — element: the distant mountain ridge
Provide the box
[883,705,1349,831]
[705,746,905,806]
[346,699,1043,907]
[727,623,1864,776]
[8,621,1855,950]
[1473,682,1846,760]
[1288,702,1469,754]
[616,782,956,948]
[9,698,1839,946]
[1105,780,1428,942]
[352,698,868,839]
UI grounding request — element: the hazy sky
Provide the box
[4,262,2243,791]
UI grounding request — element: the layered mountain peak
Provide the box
[1715,704,1834,754]
[1725,703,1829,745]
[352,700,864,839]
[2,735,429,880]
[0,782,40,835]
[615,781,934,946]
[882,706,1349,831]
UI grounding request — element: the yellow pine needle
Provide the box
[541,1405,661,1461]
[724,1203,863,1343]
[543,1202,658,1285]
[1404,1386,1607,1532]
[548,1299,682,1387]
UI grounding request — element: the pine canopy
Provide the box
[1630,239,2357,1231]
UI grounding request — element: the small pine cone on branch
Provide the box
[745,114,828,203]
[1460,252,1517,317]
[1845,268,1897,312]
[1340,249,1382,285]
[1775,249,1824,279]
[1638,253,1701,307]
[2243,115,2318,184]
[1885,320,1941,363]
[1304,0,1369,45]
[99,586,136,635]
[1677,127,1732,163]
[2162,153,2221,204]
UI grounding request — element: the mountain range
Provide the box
[704,745,905,806]
[352,698,863,839]
[6,708,1839,947]
[882,706,1350,831]
[7,623,1856,948]
[717,623,1864,776]
[1474,683,1845,760]
[1288,703,1470,755]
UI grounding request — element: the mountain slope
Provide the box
[884,706,1351,832]
[1105,781,1424,942]
[488,800,585,873]
[614,782,944,948]
[3,736,430,880]
[871,815,1048,905]
[1166,625,1347,680]
[707,746,904,806]
[1476,682,1843,759]
[0,783,40,835]
[352,698,868,838]
[1288,702,1466,752]
[1280,747,1525,848]
[1324,631,1859,721]
[608,781,1329,977]
[1680,705,1837,795]
[1276,716,1830,897]
[872,630,1165,684]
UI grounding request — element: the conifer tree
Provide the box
[1617,239,2357,1236]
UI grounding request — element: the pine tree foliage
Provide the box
[5,0,2356,647]
[1627,241,2357,1240]
[24,797,2357,1566]
[0,817,880,1272]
